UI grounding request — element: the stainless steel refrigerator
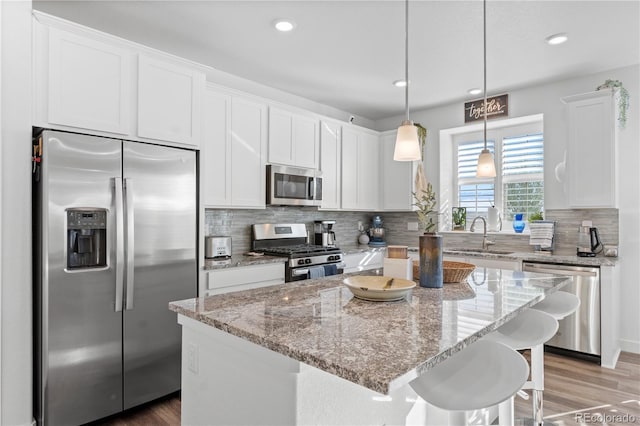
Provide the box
[33,130,198,425]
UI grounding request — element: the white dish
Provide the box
[343,276,416,302]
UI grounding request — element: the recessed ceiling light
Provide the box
[545,33,568,45]
[274,19,295,32]
[468,88,482,95]
[393,80,407,87]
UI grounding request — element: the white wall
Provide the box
[0,1,33,424]
[376,64,640,352]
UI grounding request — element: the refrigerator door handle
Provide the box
[114,177,125,312]
[125,178,135,310]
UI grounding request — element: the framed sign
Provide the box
[464,94,509,123]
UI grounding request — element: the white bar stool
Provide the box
[482,309,558,426]
[531,290,581,320]
[409,340,529,426]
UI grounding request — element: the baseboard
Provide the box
[620,339,640,354]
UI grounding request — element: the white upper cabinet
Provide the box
[341,127,380,211]
[231,96,268,208]
[202,86,267,208]
[562,89,618,208]
[319,120,342,210]
[268,106,319,169]
[202,89,232,206]
[380,132,414,210]
[137,55,204,146]
[46,26,132,135]
[34,13,205,148]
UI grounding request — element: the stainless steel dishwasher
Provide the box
[523,261,600,362]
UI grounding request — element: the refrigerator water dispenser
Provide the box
[67,209,107,269]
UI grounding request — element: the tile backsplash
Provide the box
[205,207,618,256]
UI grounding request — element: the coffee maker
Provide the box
[314,220,337,247]
[368,215,387,247]
[577,220,603,257]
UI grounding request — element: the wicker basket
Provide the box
[412,260,476,283]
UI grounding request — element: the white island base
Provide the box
[178,315,494,426]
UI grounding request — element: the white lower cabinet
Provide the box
[343,251,384,273]
[204,263,285,296]
[464,257,522,271]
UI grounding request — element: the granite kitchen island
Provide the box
[169,268,570,426]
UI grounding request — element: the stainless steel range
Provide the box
[252,224,344,282]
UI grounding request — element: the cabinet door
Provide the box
[231,97,267,207]
[319,121,341,209]
[138,55,204,146]
[564,90,617,207]
[202,88,232,206]
[357,132,380,210]
[48,27,131,134]
[268,107,318,169]
[380,133,413,210]
[293,115,319,169]
[341,129,359,210]
[268,107,294,165]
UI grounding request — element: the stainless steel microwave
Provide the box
[266,164,322,206]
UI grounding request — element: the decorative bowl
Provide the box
[343,276,415,302]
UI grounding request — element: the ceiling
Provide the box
[33,0,640,121]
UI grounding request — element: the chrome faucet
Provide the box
[470,216,495,251]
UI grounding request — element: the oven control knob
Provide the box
[305,258,311,264]
[297,259,305,265]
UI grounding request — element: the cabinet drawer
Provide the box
[206,263,285,292]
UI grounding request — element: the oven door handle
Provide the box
[292,262,345,276]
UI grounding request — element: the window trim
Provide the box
[438,114,544,233]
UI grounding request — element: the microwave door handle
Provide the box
[308,177,315,200]
[114,178,124,312]
[124,178,135,310]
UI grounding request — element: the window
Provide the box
[452,120,544,228]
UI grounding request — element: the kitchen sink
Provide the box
[446,248,515,255]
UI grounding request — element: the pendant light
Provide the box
[476,0,497,177]
[393,0,421,161]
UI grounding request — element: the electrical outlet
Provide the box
[187,342,199,374]
[407,222,419,231]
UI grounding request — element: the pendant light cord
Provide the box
[404,0,410,122]
[483,0,488,149]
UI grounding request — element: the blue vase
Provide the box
[513,213,525,233]
[419,234,443,288]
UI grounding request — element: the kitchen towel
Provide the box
[309,266,325,279]
[529,222,555,249]
[323,264,338,276]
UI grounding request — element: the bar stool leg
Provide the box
[530,344,545,425]
[448,411,466,425]
[498,397,515,426]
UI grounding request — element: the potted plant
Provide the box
[412,128,443,288]
[451,207,466,231]
[596,79,629,128]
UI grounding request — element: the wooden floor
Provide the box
[97,351,639,425]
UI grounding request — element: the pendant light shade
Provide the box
[477,148,497,177]
[394,120,421,161]
[393,0,421,162]
[476,0,497,178]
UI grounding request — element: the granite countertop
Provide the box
[436,248,618,267]
[203,254,286,270]
[170,269,570,394]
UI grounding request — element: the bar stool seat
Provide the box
[482,308,559,351]
[531,290,580,320]
[409,340,529,425]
